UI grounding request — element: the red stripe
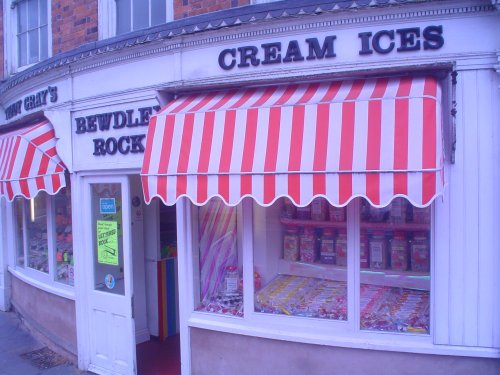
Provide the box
[321,81,342,102]
[197,112,215,202]
[176,113,195,198]
[394,77,412,195]
[20,179,30,197]
[252,86,278,107]
[45,147,57,157]
[274,85,298,106]
[240,108,258,196]
[6,181,13,200]
[218,110,236,202]
[38,154,49,175]
[169,95,199,114]
[210,90,238,111]
[189,92,217,112]
[365,79,388,205]
[20,143,36,178]
[422,77,438,203]
[21,120,48,135]
[230,88,257,109]
[6,137,21,180]
[52,174,62,193]
[141,116,157,174]
[288,105,305,203]
[297,83,320,104]
[30,128,55,147]
[157,115,176,199]
[264,107,281,203]
[313,103,329,195]
[35,176,45,191]
[141,175,150,203]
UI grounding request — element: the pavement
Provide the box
[0,310,91,375]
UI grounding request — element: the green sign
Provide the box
[97,220,118,265]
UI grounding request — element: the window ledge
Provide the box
[188,315,500,359]
[8,266,75,301]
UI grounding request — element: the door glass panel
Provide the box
[91,183,125,295]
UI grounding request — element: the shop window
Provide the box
[193,199,243,317]
[16,0,49,67]
[12,179,74,287]
[116,0,171,36]
[360,198,430,334]
[253,198,348,320]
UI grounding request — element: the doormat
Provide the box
[20,347,68,369]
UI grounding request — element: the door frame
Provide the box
[74,172,137,374]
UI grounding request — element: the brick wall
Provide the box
[174,0,250,19]
[52,0,98,55]
[0,0,4,80]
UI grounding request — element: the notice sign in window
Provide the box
[97,220,118,265]
[100,198,116,214]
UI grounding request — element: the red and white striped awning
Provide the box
[0,120,66,201]
[142,76,444,207]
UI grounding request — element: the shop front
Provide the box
[0,1,499,374]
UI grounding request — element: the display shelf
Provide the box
[277,259,347,282]
[360,269,430,291]
[278,259,429,290]
[280,217,429,232]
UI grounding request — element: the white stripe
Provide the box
[379,98,395,171]
[407,97,424,170]
[352,99,369,172]
[253,107,270,173]
[301,105,317,173]
[326,102,343,171]
[276,106,292,173]
[188,112,204,174]
[168,114,186,174]
[230,109,246,173]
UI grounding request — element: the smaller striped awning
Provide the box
[0,120,66,201]
[141,76,444,207]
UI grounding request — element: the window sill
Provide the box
[8,266,75,301]
[187,314,500,359]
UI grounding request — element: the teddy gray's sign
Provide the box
[4,86,58,120]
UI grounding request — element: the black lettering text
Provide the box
[396,28,421,52]
[261,42,282,65]
[306,36,336,60]
[423,25,444,50]
[218,48,237,70]
[237,46,260,68]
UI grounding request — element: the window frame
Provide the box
[8,190,74,296]
[98,0,174,40]
[3,0,52,75]
[186,197,434,346]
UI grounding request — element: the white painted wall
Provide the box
[0,198,11,311]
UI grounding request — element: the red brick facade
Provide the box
[52,0,98,55]
[174,0,250,19]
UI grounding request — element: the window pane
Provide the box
[194,199,242,317]
[18,1,28,33]
[28,29,39,64]
[14,198,25,268]
[55,183,73,285]
[151,0,166,27]
[133,0,149,31]
[360,198,431,334]
[91,183,125,295]
[39,0,48,25]
[27,193,49,274]
[18,33,28,67]
[40,25,48,60]
[28,0,39,29]
[116,0,132,35]
[254,198,348,321]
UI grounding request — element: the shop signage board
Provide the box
[4,86,58,121]
[72,100,160,171]
[97,220,118,266]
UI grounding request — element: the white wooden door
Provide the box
[83,176,136,375]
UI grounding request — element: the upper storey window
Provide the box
[16,0,49,66]
[99,0,173,39]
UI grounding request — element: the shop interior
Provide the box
[131,176,181,375]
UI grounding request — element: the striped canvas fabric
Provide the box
[141,76,444,207]
[0,120,66,201]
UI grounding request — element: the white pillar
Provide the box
[0,198,11,311]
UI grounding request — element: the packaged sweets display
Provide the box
[411,232,430,272]
[296,205,311,220]
[360,230,370,269]
[329,206,346,222]
[369,231,389,269]
[300,227,317,263]
[360,283,429,333]
[413,206,431,224]
[319,228,335,264]
[282,198,296,219]
[254,274,429,333]
[335,229,347,266]
[311,198,328,221]
[283,226,300,261]
[390,232,409,271]
[390,198,407,224]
